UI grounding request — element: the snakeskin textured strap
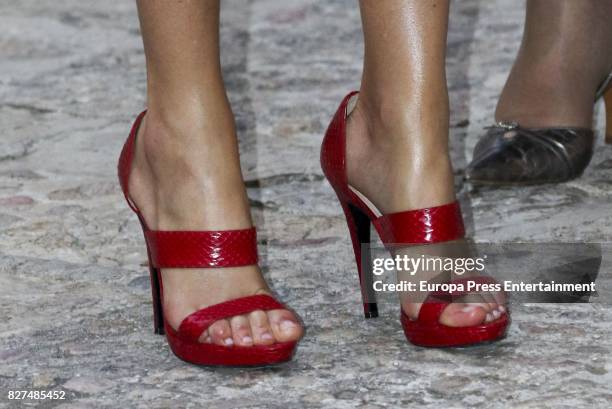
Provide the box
[145,228,258,268]
[372,201,465,245]
[177,294,284,342]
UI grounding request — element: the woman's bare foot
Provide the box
[127,109,303,347]
[348,0,507,328]
[345,95,506,327]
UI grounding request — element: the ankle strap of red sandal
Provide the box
[373,201,465,245]
[145,227,258,268]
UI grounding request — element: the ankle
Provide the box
[495,51,600,127]
[146,84,235,131]
[141,103,242,172]
[354,89,450,157]
[129,109,251,231]
[496,6,612,127]
[346,92,455,213]
[145,99,236,144]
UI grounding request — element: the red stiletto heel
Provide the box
[146,252,164,335]
[118,111,298,366]
[321,92,510,347]
[341,202,378,318]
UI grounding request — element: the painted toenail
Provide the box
[461,305,478,313]
[486,313,493,322]
[261,332,273,340]
[492,310,501,319]
[499,305,506,313]
[224,338,234,346]
[242,336,253,345]
[280,320,297,331]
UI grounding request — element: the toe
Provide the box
[198,329,212,344]
[248,310,275,346]
[476,293,497,312]
[230,315,253,347]
[459,292,494,312]
[493,290,508,307]
[460,293,494,312]
[209,319,233,346]
[485,290,507,317]
[439,303,488,327]
[267,309,303,343]
[485,296,499,312]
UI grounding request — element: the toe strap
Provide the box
[177,294,285,343]
[417,301,450,324]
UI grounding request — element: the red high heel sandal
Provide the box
[118,111,298,366]
[321,92,510,347]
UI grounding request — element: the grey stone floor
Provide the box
[1,0,611,408]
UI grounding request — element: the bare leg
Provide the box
[130,0,302,346]
[496,0,612,127]
[347,0,504,326]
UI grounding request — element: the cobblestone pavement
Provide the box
[1,1,611,408]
